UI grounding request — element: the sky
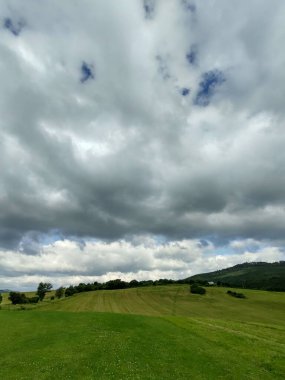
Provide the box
[0,0,285,290]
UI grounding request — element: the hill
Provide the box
[0,285,284,379]
[188,261,285,291]
[34,284,285,326]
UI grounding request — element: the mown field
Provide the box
[0,285,284,379]
[37,285,285,324]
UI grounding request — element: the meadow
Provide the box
[0,285,284,379]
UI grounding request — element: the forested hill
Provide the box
[188,261,285,291]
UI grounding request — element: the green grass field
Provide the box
[0,285,284,379]
[37,285,285,325]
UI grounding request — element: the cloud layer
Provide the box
[0,0,285,288]
[1,237,283,291]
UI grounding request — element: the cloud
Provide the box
[0,237,283,290]
[0,0,285,287]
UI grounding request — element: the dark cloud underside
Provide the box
[0,0,285,288]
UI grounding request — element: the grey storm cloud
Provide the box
[0,0,285,288]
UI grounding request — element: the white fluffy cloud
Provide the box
[0,1,285,289]
[0,237,283,290]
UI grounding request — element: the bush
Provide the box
[227,290,246,299]
[55,287,65,299]
[65,285,77,297]
[26,296,40,304]
[190,284,206,295]
[8,292,40,305]
[8,292,27,305]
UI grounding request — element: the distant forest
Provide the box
[188,261,285,291]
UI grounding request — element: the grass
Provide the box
[0,285,284,379]
[37,285,285,325]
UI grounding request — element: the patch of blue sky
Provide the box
[194,69,225,106]
[186,45,197,65]
[4,18,24,36]
[156,55,171,80]
[232,241,265,254]
[39,230,64,245]
[153,235,168,245]
[180,87,190,96]
[214,246,233,256]
[80,62,94,83]
[181,0,196,13]
[199,239,210,248]
[215,242,265,256]
[38,231,97,248]
[143,0,155,19]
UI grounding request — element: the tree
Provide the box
[65,285,77,297]
[190,283,206,295]
[0,293,2,304]
[227,290,246,299]
[8,292,39,305]
[8,292,27,305]
[104,279,128,290]
[55,287,65,299]
[129,280,139,288]
[36,282,53,301]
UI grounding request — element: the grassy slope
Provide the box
[189,262,285,290]
[37,285,285,325]
[0,285,284,379]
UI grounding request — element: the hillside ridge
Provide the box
[188,261,285,291]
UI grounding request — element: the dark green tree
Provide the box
[55,287,65,299]
[104,279,128,290]
[36,282,53,301]
[0,293,2,304]
[129,280,139,288]
[65,285,77,297]
[227,290,246,299]
[8,292,27,305]
[190,283,206,295]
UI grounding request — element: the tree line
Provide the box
[0,278,222,306]
[62,278,214,297]
[1,278,194,305]
[64,278,189,297]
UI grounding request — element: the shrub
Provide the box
[190,284,206,295]
[26,296,40,304]
[55,287,65,299]
[227,290,246,299]
[8,292,39,305]
[65,285,77,297]
[8,292,28,305]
